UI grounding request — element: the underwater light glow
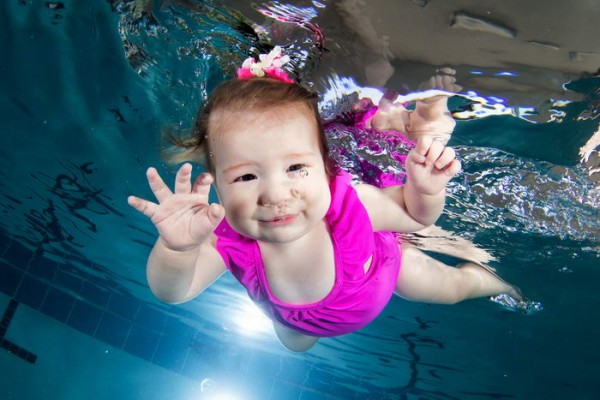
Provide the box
[210,394,245,400]
[232,297,273,335]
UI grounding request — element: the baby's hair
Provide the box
[166,78,336,177]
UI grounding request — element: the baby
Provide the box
[128,48,521,352]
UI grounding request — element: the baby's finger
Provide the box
[174,163,193,194]
[434,75,445,89]
[427,76,438,90]
[440,74,456,89]
[192,173,214,195]
[207,203,225,227]
[146,167,173,203]
[127,195,158,218]
[413,135,434,160]
[443,159,462,177]
[443,75,462,92]
[437,67,456,76]
[425,140,445,164]
[433,146,457,170]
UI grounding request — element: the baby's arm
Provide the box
[128,163,227,304]
[356,136,461,232]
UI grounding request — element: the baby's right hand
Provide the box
[127,163,225,252]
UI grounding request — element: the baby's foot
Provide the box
[405,68,463,144]
[418,67,463,94]
[459,262,525,301]
[369,98,410,132]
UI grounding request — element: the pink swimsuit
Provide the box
[214,171,401,337]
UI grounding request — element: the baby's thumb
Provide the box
[207,203,225,227]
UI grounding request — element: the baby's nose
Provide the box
[259,184,300,207]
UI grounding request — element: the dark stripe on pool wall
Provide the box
[0,299,19,337]
[0,299,38,364]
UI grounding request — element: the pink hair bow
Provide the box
[237,46,294,83]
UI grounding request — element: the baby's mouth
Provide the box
[260,214,297,226]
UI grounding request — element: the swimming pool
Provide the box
[1,1,599,399]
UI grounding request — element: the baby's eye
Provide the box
[287,164,305,173]
[287,164,308,178]
[233,174,256,182]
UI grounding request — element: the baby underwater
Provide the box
[128,47,523,352]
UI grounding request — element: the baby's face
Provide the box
[210,105,331,244]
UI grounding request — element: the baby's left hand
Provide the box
[405,136,461,195]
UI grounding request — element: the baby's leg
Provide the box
[273,321,319,352]
[395,244,522,304]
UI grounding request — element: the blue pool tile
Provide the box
[40,287,75,323]
[52,270,83,294]
[0,265,24,297]
[279,357,311,381]
[27,254,58,282]
[162,316,198,341]
[237,354,278,393]
[94,312,131,349]
[135,303,167,331]
[2,240,32,268]
[152,334,191,373]
[80,279,111,308]
[107,291,141,320]
[298,372,337,399]
[67,300,103,336]
[0,231,10,253]
[14,274,48,310]
[269,380,304,400]
[123,323,160,361]
[180,340,215,380]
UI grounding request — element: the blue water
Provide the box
[1,1,599,399]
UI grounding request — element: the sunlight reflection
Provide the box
[230,296,273,336]
[209,393,245,400]
[198,378,248,400]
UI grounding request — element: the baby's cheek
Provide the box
[220,196,247,218]
[308,181,331,212]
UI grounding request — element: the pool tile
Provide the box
[94,312,131,349]
[180,344,210,380]
[27,254,58,282]
[269,380,304,400]
[14,275,48,310]
[2,240,31,268]
[123,322,160,361]
[152,334,191,373]
[0,265,23,297]
[107,291,141,320]
[52,270,83,294]
[40,287,75,323]
[238,355,276,395]
[67,299,103,336]
[80,279,111,308]
[162,316,197,342]
[135,302,167,331]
